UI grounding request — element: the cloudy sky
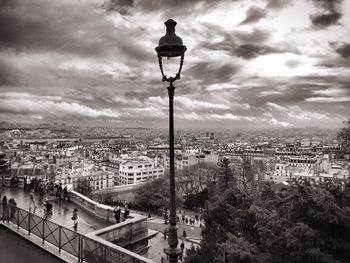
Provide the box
[0,0,349,129]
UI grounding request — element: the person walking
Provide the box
[57,183,62,200]
[63,186,68,202]
[72,208,78,229]
[163,228,169,240]
[8,198,17,220]
[29,189,36,212]
[1,196,8,219]
[43,197,53,217]
[114,206,121,223]
[180,240,185,252]
[179,241,185,262]
[123,204,129,221]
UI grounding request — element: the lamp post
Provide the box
[155,19,186,263]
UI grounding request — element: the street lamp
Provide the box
[155,19,186,263]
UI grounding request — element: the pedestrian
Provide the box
[164,208,168,224]
[44,198,53,217]
[57,183,62,200]
[179,241,185,261]
[29,189,37,212]
[114,206,121,223]
[8,198,17,219]
[180,240,185,252]
[63,186,68,202]
[185,217,188,224]
[24,176,28,190]
[124,204,129,220]
[163,228,168,240]
[1,196,8,218]
[72,208,78,229]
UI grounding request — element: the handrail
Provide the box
[0,202,154,263]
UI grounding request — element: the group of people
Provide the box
[113,204,129,223]
[29,189,79,229]
[180,211,203,228]
[1,195,17,220]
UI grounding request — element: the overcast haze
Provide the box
[0,0,349,129]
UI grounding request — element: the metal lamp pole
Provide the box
[155,19,186,263]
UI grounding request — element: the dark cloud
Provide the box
[202,40,283,59]
[240,0,292,25]
[335,43,350,59]
[198,27,281,60]
[102,0,228,17]
[236,44,281,59]
[0,0,153,61]
[265,0,291,9]
[309,0,343,28]
[137,0,220,12]
[0,60,18,86]
[102,0,134,15]
[185,62,239,85]
[310,0,342,10]
[310,12,341,27]
[234,29,270,43]
[240,7,266,25]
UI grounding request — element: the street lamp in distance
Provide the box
[155,19,187,263]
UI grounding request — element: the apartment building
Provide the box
[117,156,164,185]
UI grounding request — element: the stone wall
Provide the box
[69,190,157,257]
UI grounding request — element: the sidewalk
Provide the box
[132,208,204,240]
[147,220,202,239]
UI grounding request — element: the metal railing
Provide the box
[0,202,152,263]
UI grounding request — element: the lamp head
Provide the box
[155,19,187,58]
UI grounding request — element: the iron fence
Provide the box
[0,202,151,263]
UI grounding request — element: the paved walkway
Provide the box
[0,188,110,235]
[1,187,203,263]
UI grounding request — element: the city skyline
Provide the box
[0,0,349,129]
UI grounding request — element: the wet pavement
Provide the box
[0,187,110,235]
[0,187,202,262]
[147,232,200,263]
